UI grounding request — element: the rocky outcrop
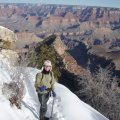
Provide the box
[27,16,39,24]
[42,12,79,27]
[62,53,86,75]
[53,36,86,75]
[63,12,79,24]
[0,26,18,50]
[89,45,120,71]
[52,36,67,55]
[0,6,15,17]
[42,16,63,27]
[0,26,17,42]
[0,49,19,69]
[0,26,19,67]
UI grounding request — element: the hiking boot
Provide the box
[40,115,44,120]
[44,117,49,120]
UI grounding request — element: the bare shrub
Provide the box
[1,49,32,108]
[2,81,24,109]
[17,46,37,67]
[76,65,120,120]
[2,66,25,109]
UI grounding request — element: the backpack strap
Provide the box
[41,72,44,80]
[50,71,54,84]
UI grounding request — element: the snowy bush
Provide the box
[2,79,24,109]
[1,51,27,109]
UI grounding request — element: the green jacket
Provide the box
[35,71,55,94]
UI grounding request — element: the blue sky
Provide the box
[1,0,120,8]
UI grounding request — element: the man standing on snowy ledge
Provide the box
[35,60,56,120]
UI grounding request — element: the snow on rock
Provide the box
[0,49,18,70]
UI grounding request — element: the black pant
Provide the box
[38,92,50,118]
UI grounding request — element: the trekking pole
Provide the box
[50,93,55,118]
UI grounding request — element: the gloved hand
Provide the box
[52,91,56,97]
[39,85,46,92]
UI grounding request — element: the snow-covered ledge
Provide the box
[0,66,109,120]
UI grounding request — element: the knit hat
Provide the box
[43,60,52,67]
